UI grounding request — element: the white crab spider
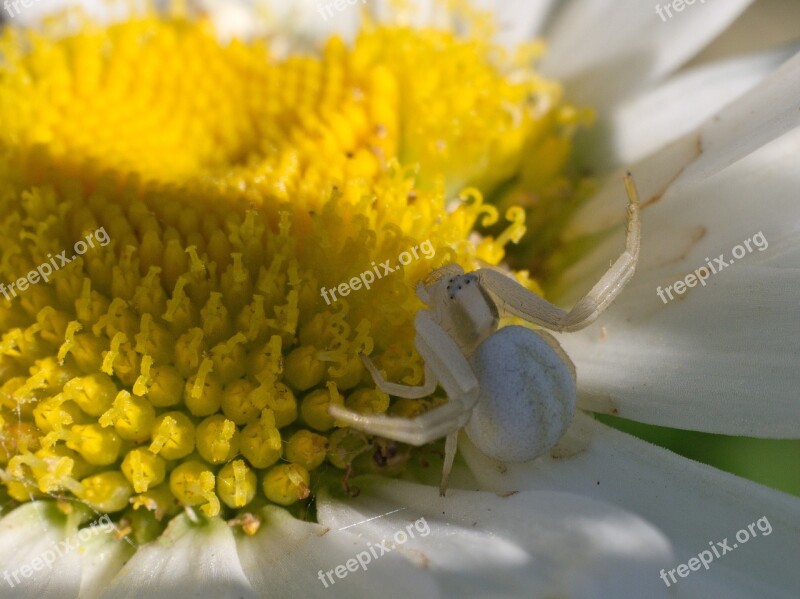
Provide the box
[329,175,641,495]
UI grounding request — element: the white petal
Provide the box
[317,477,674,598]
[99,513,258,599]
[687,0,800,64]
[236,505,440,598]
[583,44,799,171]
[77,521,136,599]
[1,0,147,26]
[539,0,755,110]
[460,416,800,598]
[676,48,800,187]
[559,127,800,436]
[0,502,81,599]
[565,48,800,242]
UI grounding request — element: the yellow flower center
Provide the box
[0,5,588,540]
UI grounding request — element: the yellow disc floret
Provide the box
[62,373,119,417]
[149,413,195,460]
[143,365,185,408]
[345,388,391,416]
[66,424,123,466]
[184,359,223,417]
[121,448,167,493]
[169,460,220,517]
[285,430,329,471]
[216,459,257,509]
[284,346,326,392]
[300,384,343,432]
[263,464,311,507]
[195,415,239,464]
[265,383,298,428]
[79,471,134,513]
[239,409,282,469]
[99,391,157,442]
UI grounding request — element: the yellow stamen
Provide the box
[121,448,166,493]
[216,460,256,509]
[149,413,195,460]
[195,415,239,464]
[169,460,220,517]
[99,391,156,442]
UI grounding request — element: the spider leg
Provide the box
[328,399,471,445]
[477,174,640,332]
[360,354,438,399]
[329,311,478,494]
[439,431,458,496]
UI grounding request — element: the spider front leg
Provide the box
[477,174,641,332]
[360,355,438,399]
[329,311,479,494]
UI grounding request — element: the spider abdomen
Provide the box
[465,325,576,462]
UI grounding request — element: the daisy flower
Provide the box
[0,1,798,598]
